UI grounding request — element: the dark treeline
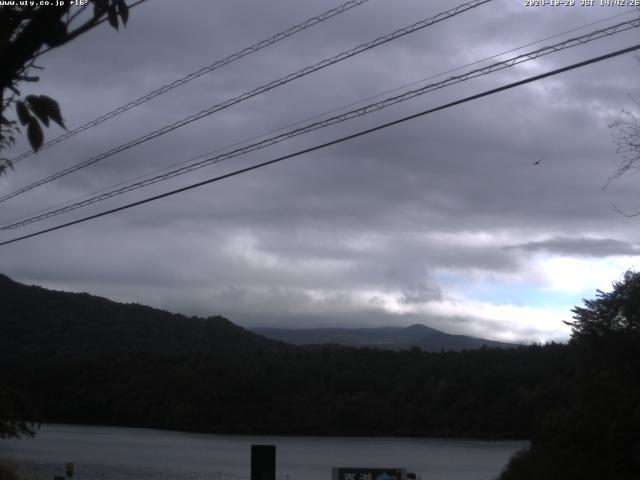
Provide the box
[4,344,571,438]
[3,336,639,479]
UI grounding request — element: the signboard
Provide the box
[332,468,406,480]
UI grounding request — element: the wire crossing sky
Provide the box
[8,0,373,165]
[0,0,492,205]
[2,42,638,247]
[2,8,634,231]
[3,17,638,231]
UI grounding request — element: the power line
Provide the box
[10,4,632,225]
[4,17,637,229]
[1,42,638,247]
[10,0,373,164]
[0,0,492,205]
[297,8,639,125]
[4,17,638,231]
[15,6,630,227]
[133,8,640,181]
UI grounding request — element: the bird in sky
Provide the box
[532,157,543,166]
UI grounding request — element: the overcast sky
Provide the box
[1,0,639,343]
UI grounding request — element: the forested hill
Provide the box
[2,272,639,478]
[0,274,282,362]
[253,324,517,351]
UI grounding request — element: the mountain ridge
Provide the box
[253,323,517,352]
[0,273,515,358]
[0,274,283,361]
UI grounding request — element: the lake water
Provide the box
[0,425,527,480]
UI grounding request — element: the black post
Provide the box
[251,444,276,480]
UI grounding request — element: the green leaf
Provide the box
[43,19,68,47]
[93,0,108,18]
[107,3,119,30]
[26,118,44,152]
[116,0,129,25]
[25,95,49,127]
[15,101,31,126]
[32,95,66,130]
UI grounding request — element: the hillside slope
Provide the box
[0,274,282,362]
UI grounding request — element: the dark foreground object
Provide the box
[251,445,276,480]
[498,271,640,479]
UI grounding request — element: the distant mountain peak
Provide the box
[405,323,436,332]
[253,324,517,352]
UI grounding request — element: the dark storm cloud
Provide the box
[507,236,640,257]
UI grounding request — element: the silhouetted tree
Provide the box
[566,270,640,341]
[607,55,640,215]
[499,271,640,480]
[0,382,38,438]
[0,0,133,174]
[609,96,640,183]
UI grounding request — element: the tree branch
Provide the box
[610,202,640,218]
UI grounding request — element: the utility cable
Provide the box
[10,0,371,164]
[0,0,491,204]
[3,17,638,231]
[7,6,628,229]
[132,7,640,185]
[1,42,638,247]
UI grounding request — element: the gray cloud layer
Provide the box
[1,0,639,342]
[507,236,640,257]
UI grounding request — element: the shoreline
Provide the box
[17,422,530,442]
